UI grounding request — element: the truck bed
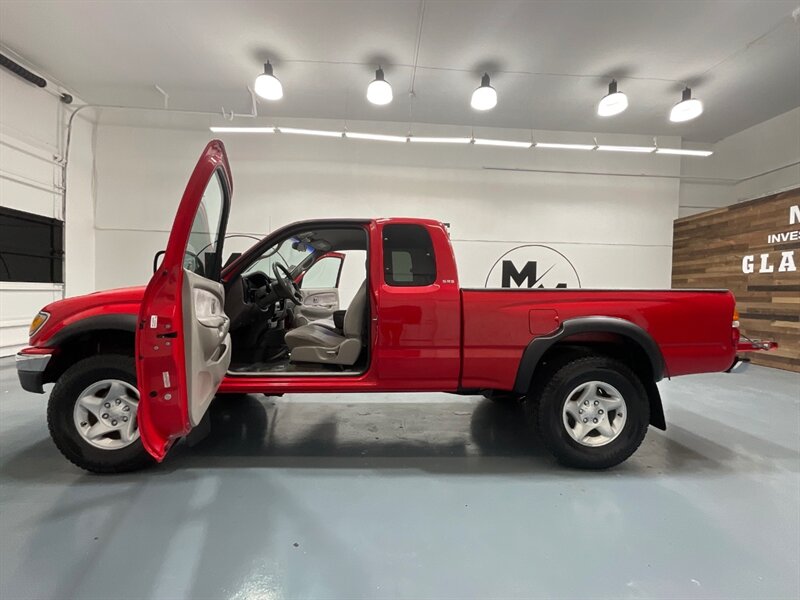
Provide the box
[459,288,736,390]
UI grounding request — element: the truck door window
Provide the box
[186,171,226,279]
[301,255,341,289]
[382,224,436,286]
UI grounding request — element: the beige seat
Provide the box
[285,280,367,365]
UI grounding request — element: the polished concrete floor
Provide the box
[1,358,798,600]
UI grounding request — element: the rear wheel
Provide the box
[47,355,154,473]
[532,355,649,469]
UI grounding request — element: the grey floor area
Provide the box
[1,358,798,600]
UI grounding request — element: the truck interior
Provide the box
[223,226,370,375]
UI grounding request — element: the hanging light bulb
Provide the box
[367,67,393,105]
[597,79,628,117]
[470,73,497,111]
[254,61,283,101]
[670,87,703,122]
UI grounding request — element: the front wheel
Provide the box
[532,356,650,469]
[47,355,154,473]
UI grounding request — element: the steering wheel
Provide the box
[272,262,302,305]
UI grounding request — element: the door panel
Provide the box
[295,289,340,324]
[183,271,231,426]
[136,140,232,461]
[293,253,344,325]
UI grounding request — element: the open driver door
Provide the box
[136,140,233,461]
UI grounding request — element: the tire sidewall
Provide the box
[48,355,150,472]
[539,360,649,468]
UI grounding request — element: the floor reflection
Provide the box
[175,394,548,464]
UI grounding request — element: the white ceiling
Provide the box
[1,0,798,142]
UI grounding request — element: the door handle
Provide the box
[304,301,335,308]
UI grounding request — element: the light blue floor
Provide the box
[1,358,798,600]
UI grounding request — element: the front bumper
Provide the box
[16,352,52,394]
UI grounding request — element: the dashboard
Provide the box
[225,271,290,332]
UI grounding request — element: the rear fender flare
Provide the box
[513,316,667,429]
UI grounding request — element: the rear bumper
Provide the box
[726,339,778,373]
[15,352,52,394]
[737,340,778,352]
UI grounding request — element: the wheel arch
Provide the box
[514,316,667,430]
[43,315,137,385]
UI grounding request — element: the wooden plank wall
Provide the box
[672,188,800,372]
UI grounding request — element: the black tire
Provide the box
[532,355,650,469]
[47,354,154,474]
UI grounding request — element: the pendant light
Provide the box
[470,73,497,111]
[669,87,703,122]
[254,61,283,101]
[597,79,628,117]
[367,67,393,105]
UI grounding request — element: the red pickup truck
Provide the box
[16,141,771,473]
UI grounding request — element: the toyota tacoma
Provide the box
[16,141,774,473]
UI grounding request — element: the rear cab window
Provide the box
[382,224,436,286]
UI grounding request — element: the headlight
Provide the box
[29,311,49,337]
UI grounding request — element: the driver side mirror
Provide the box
[153,250,165,273]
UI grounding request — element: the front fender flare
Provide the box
[46,314,137,347]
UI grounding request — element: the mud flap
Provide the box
[645,379,666,431]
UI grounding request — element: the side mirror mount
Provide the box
[223,252,242,269]
[153,250,165,273]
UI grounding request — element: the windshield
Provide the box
[244,236,315,276]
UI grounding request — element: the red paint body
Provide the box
[21,141,767,461]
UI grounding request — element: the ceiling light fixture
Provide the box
[473,138,532,148]
[204,129,712,157]
[534,142,596,151]
[366,67,393,106]
[656,148,713,157]
[209,126,277,133]
[254,61,283,101]
[470,73,497,111]
[345,132,408,142]
[669,87,703,122]
[278,127,343,138]
[408,136,472,144]
[596,144,656,153]
[597,79,628,117]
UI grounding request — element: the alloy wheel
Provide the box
[561,380,627,447]
[73,379,140,450]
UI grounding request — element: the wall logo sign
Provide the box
[741,204,799,274]
[485,245,581,289]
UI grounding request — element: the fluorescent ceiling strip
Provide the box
[473,138,532,148]
[278,127,343,137]
[206,128,711,157]
[535,142,596,150]
[408,136,472,144]
[209,126,276,133]
[596,145,656,153]
[345,132,408,142]
[656,148,713,157]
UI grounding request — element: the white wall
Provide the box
[92,111,681,303]
[64,110,98,297]
[679,107,800,217]
[0,60,96,356]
